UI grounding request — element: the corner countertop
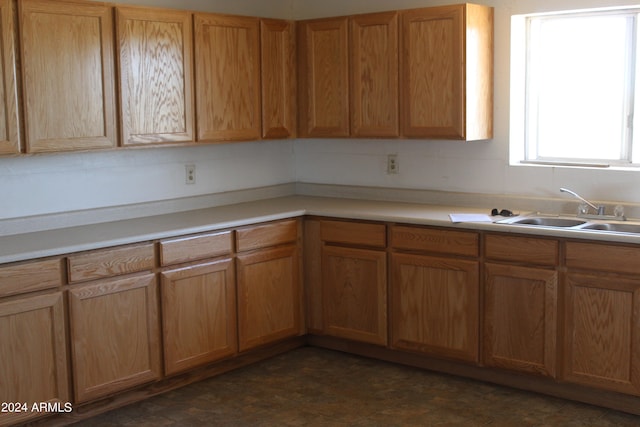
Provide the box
[1,195,639,264]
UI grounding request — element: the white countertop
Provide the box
[2,195,638,264]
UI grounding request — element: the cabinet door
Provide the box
[323,246,387,345]
[161,259,237,375]
[391,253,479,362]
[237,245,301,351]
[194,13,260,141]
[400,5,463,139]
[400,4,493,140]
[484,263,558,377]
[19,0,116,152]
[116,6,194,146]
[350,12,399,137]
[261,19,296,139]
[0,293,68,426]
[68,274,161,403]
[564,272,640,395]
[0,0,19,155]
[297,17,349,137]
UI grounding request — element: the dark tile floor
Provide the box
[73,347,640,426]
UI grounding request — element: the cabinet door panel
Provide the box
[297,17,349,137]
[350,12,398,137]
[0,293,68,426]
[68,274,161,402]
[237,245,301,351]
[0,0,19,155]
[323,246,387,345]
[19,0,116,152]
[484,263,557,377]
[194,13,260,141]
[117,6,194,145]
[564,273,640,395]
[391,253,479,362]
[261,19,296,139]
[400,6,463,138]
[161,260,236,375]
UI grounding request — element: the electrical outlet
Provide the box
[185,164,196,185]
[387,154,399,174]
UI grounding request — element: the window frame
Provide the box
[512,6,640,169]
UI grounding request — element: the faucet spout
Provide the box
[560,188,605,215]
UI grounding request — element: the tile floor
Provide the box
[73,347,640,426]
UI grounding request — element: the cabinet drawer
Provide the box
[67,243,155,283]
[485,234,558,266]
[566,242,640,275]
[236,219,297,252]
[391,225,478,257]
[320,220,386,248]
[160,231,232,266]
[0,258,62,297]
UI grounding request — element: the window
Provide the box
[513,7,640,167]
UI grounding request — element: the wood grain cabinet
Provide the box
[297,17,349,137]
[564,242,640,395]
[236,219,303,352]
[483,234,559,377]
[400,4,493,140]
[0,0,20,155]
[67,244,161,403]
[298,12,399,138]
[194,13,261,142]
[350,11,399,137]
[116,6,195,146]
[320,220,387,346]
[159,231,237,375]
[0,259,67,426]
[261,19,296,139]
[390,225,479,362]
[19,0,117,152]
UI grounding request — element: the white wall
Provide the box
[292,0,640,206]
[3,0,639,222]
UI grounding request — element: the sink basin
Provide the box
[581,223,640,234]
[509,217,587,227]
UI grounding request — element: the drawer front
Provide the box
[566,241,640,275]
[0,258,62,297]
[236,219,298,252]
[320,220,386,248]
[485,234,558,266]
[391,225,478,257]
[160,231,232,266]
[67,243,155,283]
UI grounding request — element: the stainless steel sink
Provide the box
[497,214,640,234]
[581,222,640,234]
[507,217,587,227]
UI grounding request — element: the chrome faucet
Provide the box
[560,188,606,216]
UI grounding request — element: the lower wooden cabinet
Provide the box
[0,292,69,426]
[390,253,479,362]
[564,272,640,395]
[68,274,162,402]
[161,259,237,375]
[322,245,387,345]
[483,263,557,377]
[237,245,301,351]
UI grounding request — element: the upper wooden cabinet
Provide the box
[116,6,195,146]
[19,0,117,153]
[0,0,20,155]
[350,12,399,137]
[297,17,349,137]
[400,4,493,140]
[261,19,296,139]
[194,13,261,142]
